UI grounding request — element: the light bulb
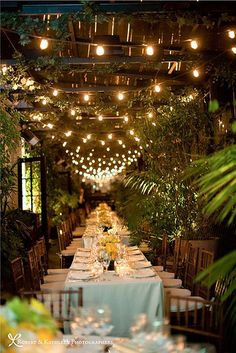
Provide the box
[42,99,47,105]
[96,45,105,56]
[124,116,129,122]
[53,89,58,96]
[71,109,76,116]
[130,130,134,135]
[106,147,110,152]
[98,115,103,121]
[118,92,124,100]
[84,94,89,102]
[228,30,235,39]
[148,112,153,118]
[192,69,200,78]
[101,140,105,146]
[108,133,113,140]
[146,45,154,56]
[40,38,49,50]
[154,84,161,92]
[47,123,53,129]
[190,40,198,49]
[231,47,236,54]
[65,131,72,137]
[87,134,91,140]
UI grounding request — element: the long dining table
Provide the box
[64,247,164,337]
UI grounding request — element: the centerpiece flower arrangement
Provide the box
[0,297,64,353]
[98,234,120,260]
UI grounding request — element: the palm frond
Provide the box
[123,172,157,195]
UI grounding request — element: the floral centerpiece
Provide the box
[97,234,120,261]
[0,297,64,353]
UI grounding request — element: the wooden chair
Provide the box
[195,249,214,299]
[165,294,224,352]
[10,257,25,294]
[27,249,41,290]
[183,246,199,292]
[22,289,83,329]
[157,234,169,269]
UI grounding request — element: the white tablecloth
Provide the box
[64,267,163,337]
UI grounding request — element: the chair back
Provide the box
[22,289,83,327]
[10,257,25,294]
[165,294,224,351]
[37,237,48,275]
[172,237,182,275]
[195,249,214,299]
[183,246,199,291]
[27,249,40,290]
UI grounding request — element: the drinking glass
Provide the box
[102,252,110,272]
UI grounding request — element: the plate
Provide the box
[130,261,152,269]
[132,269,156,278]
[70,263,91,271]
[68,271,95,280]
[128,255,145,261]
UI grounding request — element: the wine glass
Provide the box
[102,252,110,272]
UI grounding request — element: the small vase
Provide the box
[108,260,115,271]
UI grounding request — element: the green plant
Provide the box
[189,122,236,340]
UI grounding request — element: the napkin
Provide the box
[76,252,91,258]
[128,246,139,250]
[128,255,145,261]
[132,269,156,278]
[68,271,93,280]
[127,249,140,255]
[76,248,91,252]
[74,257,93,264]
[70,263,91,270]
[130,261,152,269]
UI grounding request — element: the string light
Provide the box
[87,134,91,140]
[83,138,87,143]
[98,115,103,121]
[65,131,72,137]
[118,140,123,145]
[190,40,198,49]
[148,112,153,118]
[42,99,47,105]
[228,30,235,39]
[106,147,110,152]
[154,84,161,93]
[51,135,55,139]
[129,130,134,135]
[96,45,105,56]
[124,116,129,122]
[84,94,89,102]
[2,65,8,74]
[47,123,53,129]
[40,38,49,50]
[108,133,113,140]
[146,45,154,56]
[52,89,58,96]
[231,47,236,54]
[192,69,200,78]
[118,92,124,100]
[71,109,75,116]
[101,140,105,146]
[63,142,67,147]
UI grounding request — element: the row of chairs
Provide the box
[10,236,69,295]
[57,210,85,268]
[155,237,225,351]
